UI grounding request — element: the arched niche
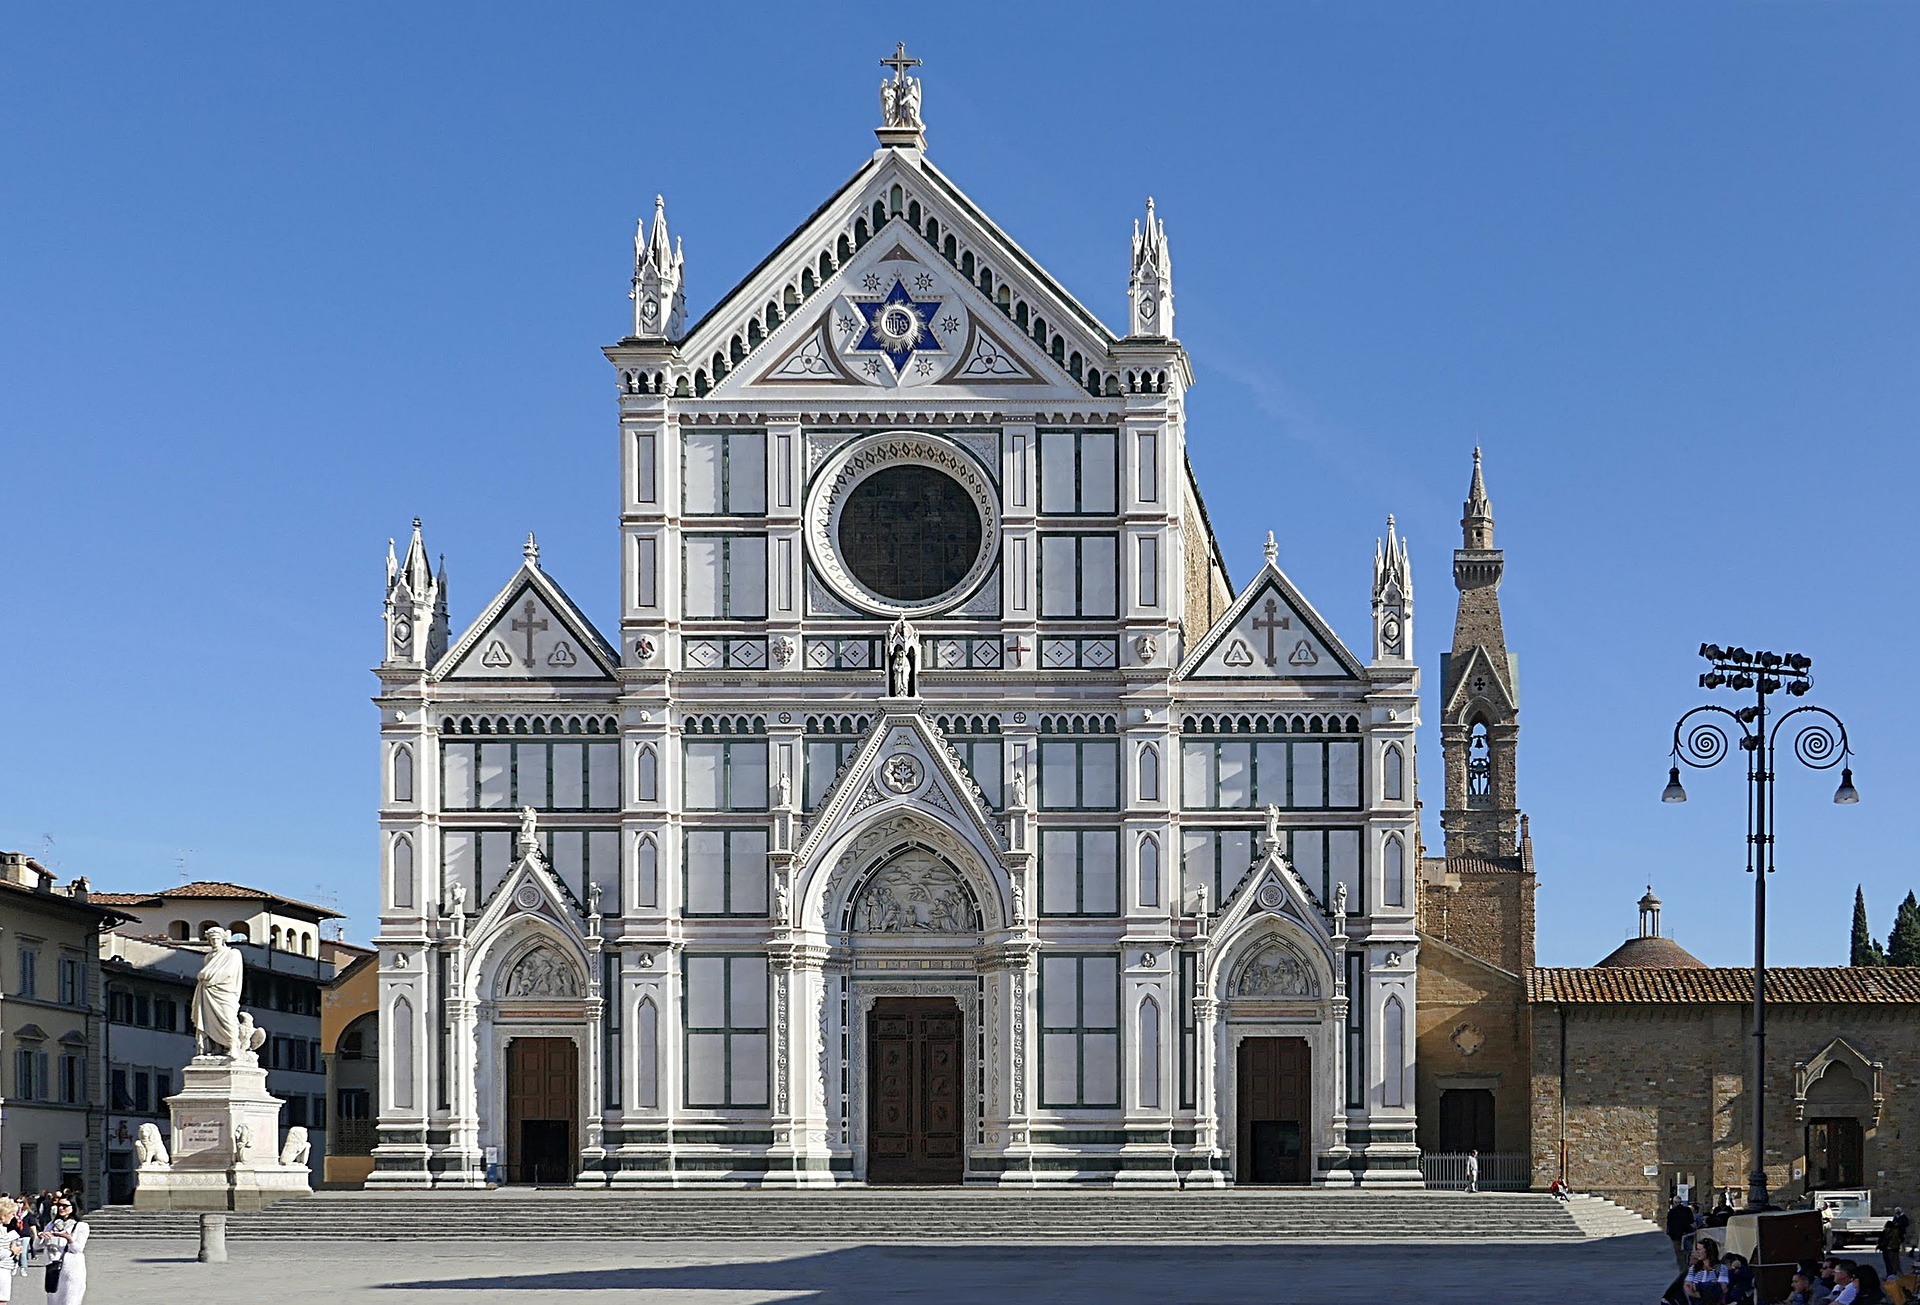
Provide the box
[799,810,1009,935]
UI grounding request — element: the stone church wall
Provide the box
[1413,940,1530,1162]
[1530,1002,1920,1220]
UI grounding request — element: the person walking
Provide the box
[1669,1196,1700,1271]
[37,1194,87,1305]
[0,1199,22,1305]
[1464,1149,1480,1194]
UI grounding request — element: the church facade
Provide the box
[369,53,1423,1188]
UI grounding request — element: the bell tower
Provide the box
[1439,448,1521,862]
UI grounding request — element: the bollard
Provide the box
[197,1212,228,1263]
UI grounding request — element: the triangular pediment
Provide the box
[1441,645,1517,720]
[795,709,1005,870]
[684,152,1119,402]
[469,839,586,942]
[438,562,618,682]
[1181,565,1364,681]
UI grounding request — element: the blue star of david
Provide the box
[851,277,945,373]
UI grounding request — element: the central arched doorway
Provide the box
[505,1036,577,1184]
[867,997,965,1184]
[1236,1036,1311,1184]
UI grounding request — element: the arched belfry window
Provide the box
[1467,721,1492,806]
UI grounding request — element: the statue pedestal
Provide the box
[134,1058,312,1211]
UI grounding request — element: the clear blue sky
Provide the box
[5,5,1915,965]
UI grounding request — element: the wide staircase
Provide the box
[89,1187,1658,1243]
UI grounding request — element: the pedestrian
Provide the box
[1832,1259,1862,1305]
[1888,1207,1911,1278]
[37,1194,87,1305]
[1686,1237,1730,1303]
[1669,1196,1700,1271]
[0,1199,21,1305]
[1464,1149,1479,1194]
[1849,1264,1887,1305]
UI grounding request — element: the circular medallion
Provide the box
[1256,883,1285,910]
[806,433,1000,616]
[513,882,542,911]
[881,753,924,793]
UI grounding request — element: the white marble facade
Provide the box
[369,54,1421,1189]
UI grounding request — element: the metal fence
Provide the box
[1419,1152,1531,1191]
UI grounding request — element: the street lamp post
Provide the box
[1662,643,1858,1211]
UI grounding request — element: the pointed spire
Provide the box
[1374,514,1411,601]
[523,532,540,566]
[630,196,686,340]
[1128,196,1174,337]
[1263,531,1279,568]
[1462,446,1495,550]
[386,538,398,585]
[395,516,432,596]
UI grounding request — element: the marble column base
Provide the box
[134,1057,312,1211]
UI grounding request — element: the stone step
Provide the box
[89,1188,1596,1241]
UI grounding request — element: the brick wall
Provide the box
[1530,1002,1920,1220]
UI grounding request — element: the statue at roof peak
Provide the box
[879,43,924,131]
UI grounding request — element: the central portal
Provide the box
[505,1036,577,1185]
[1237,1036,1311,1185]
[867,997,964,1185]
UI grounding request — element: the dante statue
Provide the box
[191,928,245,1058]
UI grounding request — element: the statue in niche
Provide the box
[517,806,540,857]
[447,880,466,915]
[777,769,794,808]
[1333,881,1348,917]
[1009,767,1027,809]
[503,946,580,998]
[853,853,971,934]
[886,617,919,697]
[1237,944,1317,998]
[586,881,602,918]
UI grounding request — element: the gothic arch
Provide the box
[799,808,1010,936]
[1204,915,1334,1006]
[464,913,592,1005]
[1795,1038,1884,1122]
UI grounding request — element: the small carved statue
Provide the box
[586,880,603,917]
[1263,804,1283,856]
[135,1122,171,1169]
[279,1126,311,1168]
[1009,767,1028,808]
[233,1122,254,1154]
[448,880,466,914]
[774,877,791,924]
[1333,881,1348,917]
[777,769,794,808]
[880,76,924,130]
[885,617,919,697]
[233,1010,268,1065]
[517,806,540,856]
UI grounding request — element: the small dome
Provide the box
[1595,935,1707,969]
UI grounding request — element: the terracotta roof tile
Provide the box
[103,880,342,919]
[1594,936,1708,969]
[1529,966,1920,1004]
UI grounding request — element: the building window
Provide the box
[1039,954,1120,1109]
[1038,430,1117,515]
[1345,954,1365,1109]
[108,989,134,1025]
[683,740,770,811]
[1136,431,1159,503]
[1467,721,1492,806]
[337,1088,372,1120]
[17,947,37,999]
[1138,997,1162,1110]
[110,1067,131,1110]
[1180,738,1363,810]
[392,745,415,803]
[683,535,767,619]
[803,738,860,810]
[1807,1117,1865,1189]
[442,739,620,812]
[635,536,659,608]
[683,829,770,918]
[154,996,177,1032]
[1037,740,1120,811]
[635,745,659,803]
[682,955,769,1109]
[683,430,766,515]
[636,836,660,910]
[1137,835,1161,909]
[1039,829,1119,917]
[945,735,1004,810]
[1383,835,1406,908]
[1291,828,1364,915]
[1180,828,1254,912]
[1382,996,1406,1108]
[1038,533,1118,618]
[1138,745,1161,803]
[133,1068,151,1112]
[58,1055,83,1106]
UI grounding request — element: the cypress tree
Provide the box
[1888,891,1920,967]
[1851,886,1883,966]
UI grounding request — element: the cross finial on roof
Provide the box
[523,532,540,565]
[1263,531,1279,567]
[881,42,921,82]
